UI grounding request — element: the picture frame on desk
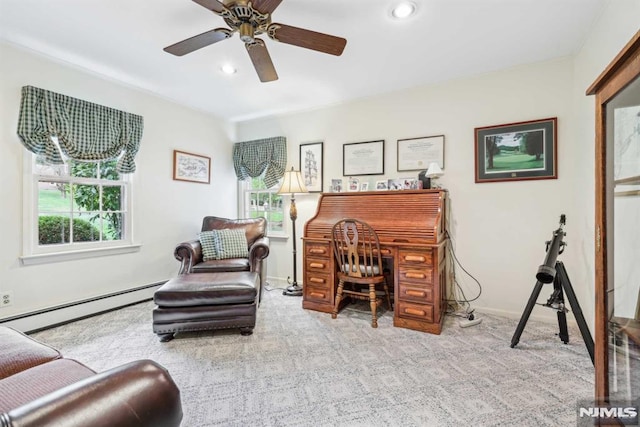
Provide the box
[474,117,557,183]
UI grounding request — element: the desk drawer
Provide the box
[305,243,331,257]
[397,301,434,323]
[397,284,433,304]
[398,266,433,285]
[398,248,433,266]
[305,257,331,274]
[304,283,333,304]
[304,271,331,289]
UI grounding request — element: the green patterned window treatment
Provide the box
[17,86,143,173]
[233,136,286,188]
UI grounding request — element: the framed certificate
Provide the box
[397,135,444,171]
[343,140,385,176]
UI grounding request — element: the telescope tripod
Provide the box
[510,261,594,364]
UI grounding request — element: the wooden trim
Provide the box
[586,30,640,95]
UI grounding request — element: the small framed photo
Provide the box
[475,117,557,183]
[388,178,404,191]
[173,150,211,184]
[360,182,370,191]
[403,178,418,190]
[375,180,388,191]
[347,177,360,192]
[331,179,343,193]
[300,142,323,193]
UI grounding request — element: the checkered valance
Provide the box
[17,86,144,173]
[233,136,286,188]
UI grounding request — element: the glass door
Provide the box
[588,31,640,408]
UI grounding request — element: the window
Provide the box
[22,151,137,263]
[241,177,285,237]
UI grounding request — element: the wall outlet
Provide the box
[1,291,13,307]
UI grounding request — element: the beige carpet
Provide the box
[31,289,594,426]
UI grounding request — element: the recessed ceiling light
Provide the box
[391,2,416,19]
[221,64,237,75]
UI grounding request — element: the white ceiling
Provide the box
[0,0,605,122]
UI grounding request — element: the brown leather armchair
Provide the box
[0,326,182,427]
[174,216,270,302]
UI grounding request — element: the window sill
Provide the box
[20,243,142,266]
[267,233,289,241]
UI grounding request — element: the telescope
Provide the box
[535,214,566,284]
[510,214,594,364]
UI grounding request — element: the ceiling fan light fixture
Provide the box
[391,2,416,19]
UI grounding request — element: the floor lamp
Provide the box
[277,167,308,296]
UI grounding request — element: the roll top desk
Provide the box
[302,189,448,334]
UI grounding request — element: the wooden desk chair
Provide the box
[330,218,392,328]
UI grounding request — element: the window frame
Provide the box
[21,153,140,265]
[238,177,288,239]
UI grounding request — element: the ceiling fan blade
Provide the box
[164,28,232,56]
[191,0,226,13]
[268,24,346,56]
[252,0,283,14]
[245,39,278,82]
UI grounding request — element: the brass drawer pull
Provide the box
[379,249,392,255]
[406,290,426,297]
[309,291,325,298]
[309,277,326,284]
[404,307,426,316]
[309,262,325,269]
[309,248,326,254]
[405,272,426,279]
[405,255,426,262]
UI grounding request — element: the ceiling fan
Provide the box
[164,0,347,82]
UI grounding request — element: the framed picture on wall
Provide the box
[397,135,445,171]
[173,150,211,184]
[343,140,385,176]
[299,142,323,192]
[474,117,557,183]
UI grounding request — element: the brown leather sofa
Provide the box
[174,216,270,302]
[0,326,182,427]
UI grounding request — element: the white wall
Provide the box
[237,58,576,321]
[0,43,237,324]
[237,0,639,324]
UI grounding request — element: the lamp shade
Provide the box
[277,167,308,195]
[425,162,443,178]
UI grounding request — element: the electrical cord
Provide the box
[445,230,483,320]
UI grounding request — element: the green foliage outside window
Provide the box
[39,216,101,244]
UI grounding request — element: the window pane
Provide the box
[72,217,100,242]
[70,161,98,178]
[102,185,122,211]
[101,212,123,240]
[38,215,70,245]
[35,157,68,177]
[100,159,120,181]
[268,211,284,232]
[38,180,72,213]
[73,184,100,211]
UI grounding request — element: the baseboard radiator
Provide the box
[0,282,165,333]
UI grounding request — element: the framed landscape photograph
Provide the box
[397,135,445,171]
[343,140,385,176]
[173,150,211,184]
[474,117,557,183]
[299,142,323,193]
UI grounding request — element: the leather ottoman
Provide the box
[153,271,259,342]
